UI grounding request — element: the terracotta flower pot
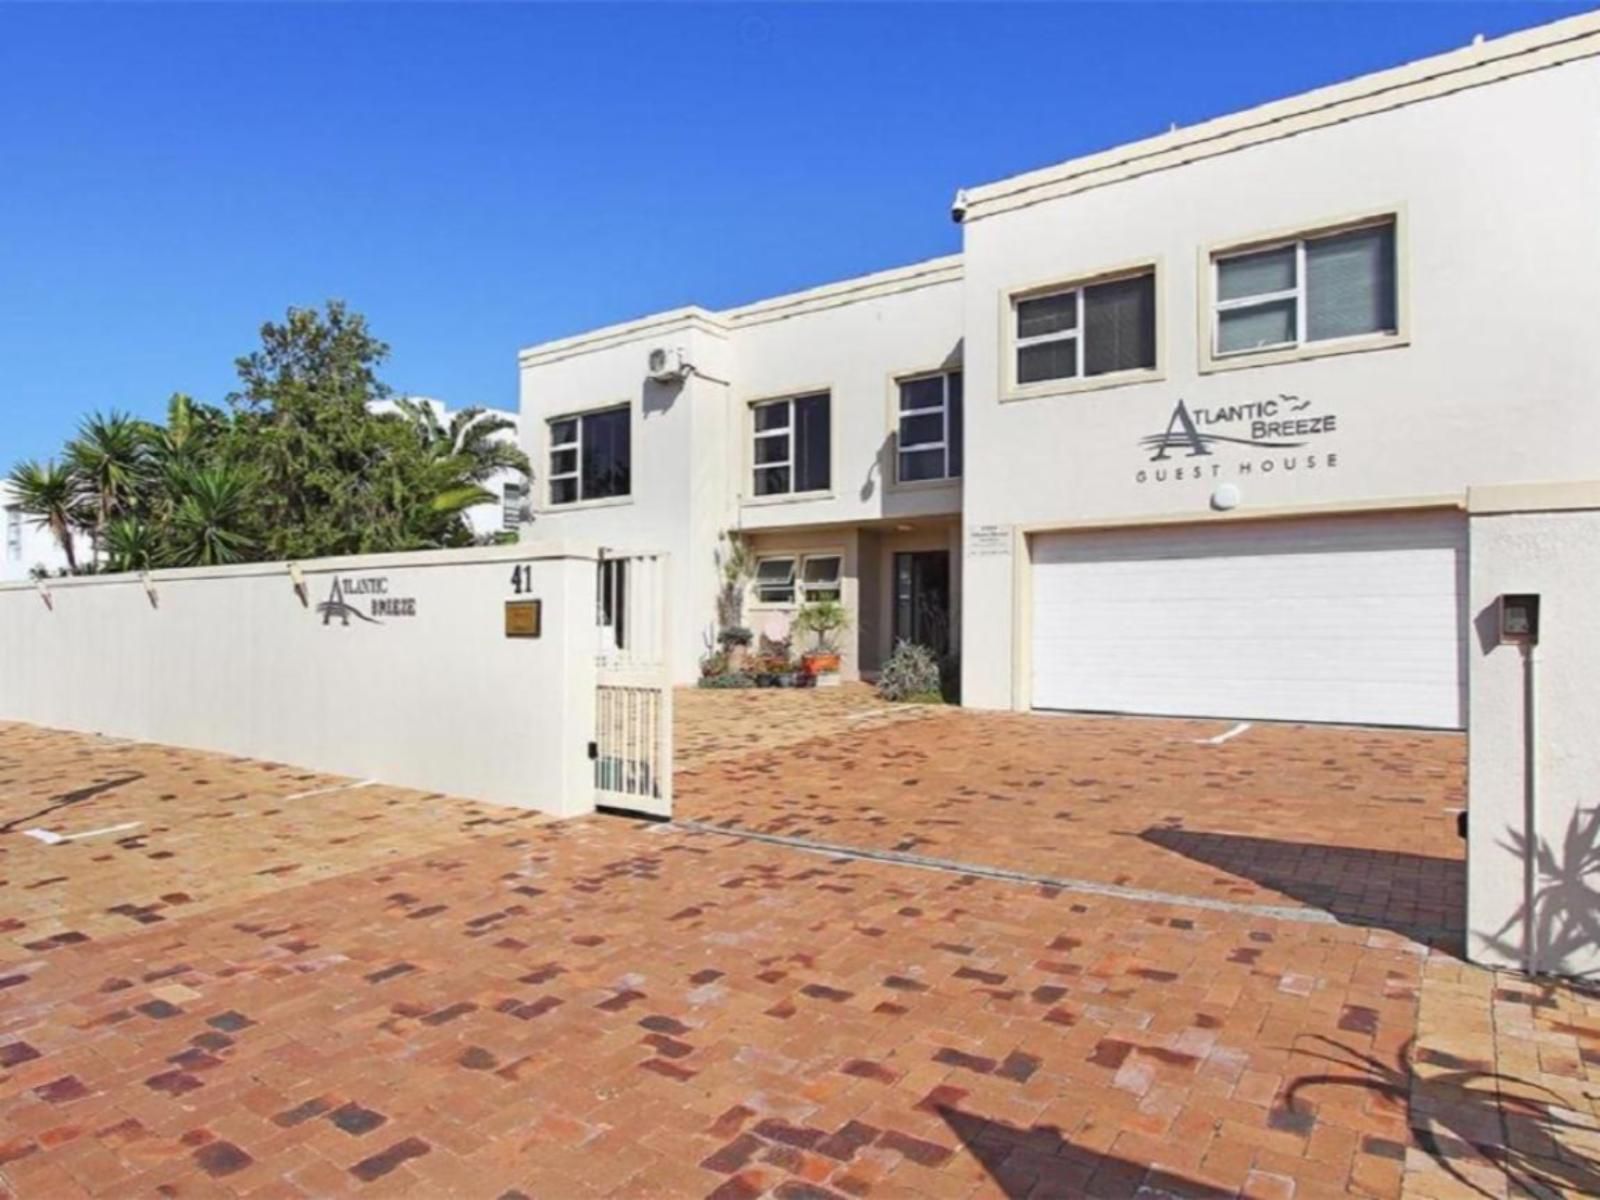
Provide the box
[803,652,841,676]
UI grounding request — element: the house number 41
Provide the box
[509,564,534,594]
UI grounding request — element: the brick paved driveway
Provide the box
[677,703,1466,946]
[1,708,1596,1199]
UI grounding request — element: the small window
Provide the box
[753,556,797,604]
[1014,270,1156,386]
[897,371,963,483]
[800,555,842,602]
[549,407,630,506]
[4,507,19,559]
[751,393,830,497]
[502,482,526,532]
[1214,220,1397,357]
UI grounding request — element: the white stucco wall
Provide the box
[0,543,600,817]
[959,53,1600,708]
[1467,501,1600,978]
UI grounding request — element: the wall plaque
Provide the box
[504,599,542,638]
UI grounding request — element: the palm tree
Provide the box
[387,398,531,544]
[5,460,85,571]
[163,465,258,567]
[65,410,149,556]
[103,516,158,573]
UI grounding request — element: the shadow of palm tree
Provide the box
[934,1104,1234,1199]
[1284,1034,1600,1199]
[0,773,143,835]
[1138,826,1464,947]
[1479,807,1600,977]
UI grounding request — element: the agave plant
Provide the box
[163,465,259,567]
[103,516,158,573]
[5,459,86,571]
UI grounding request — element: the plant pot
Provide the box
[802,652,841,676]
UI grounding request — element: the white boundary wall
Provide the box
[0,542,600,818]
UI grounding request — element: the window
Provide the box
[800,555,842,602]
[752,553,840,605]
[1013,270,1156,386]
[897,371,963,483]
[502,482,526,532]
[753,556,796,604]
[549,407,630,505]
[751,393,830,497]
[597,558,627,650]
[1213,220,1397,357]
[5,507,19,560]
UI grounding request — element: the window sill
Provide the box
[1200,331,1408,374]
[740,490,834,508]
[887,476,963,496]
[1001,367,1164,405]
[536,494,634,516]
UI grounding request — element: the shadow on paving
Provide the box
[0,773,143,835]
[1138,826,1465,947]
[936,1105,1234,1198]
[1286,1033,1600,1200]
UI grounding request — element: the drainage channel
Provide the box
[672,819,1450,942]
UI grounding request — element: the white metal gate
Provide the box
[594,551,673,818]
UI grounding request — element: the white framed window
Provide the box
[897,371,962,483]
[549,406,630,506]
[1213,219,1397,357]
[502,482,526,531]
[1012,269,1156,387]
[5,507,20,560]
[753,556,797,605]
[751,393,830,497]
[800,555,842,602]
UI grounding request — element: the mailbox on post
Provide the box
[1497,593,1541,645]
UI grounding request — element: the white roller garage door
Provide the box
[1030,512,1465,728]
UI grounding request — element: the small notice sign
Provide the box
[966,524,1012,557]
[504,599,542,638]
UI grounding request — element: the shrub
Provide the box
[717,626,753,650]
[698,671,757,689]
[877,640,944,702]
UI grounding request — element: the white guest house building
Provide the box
[520,14,1600,971]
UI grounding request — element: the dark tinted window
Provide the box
[1083,274,1156,376]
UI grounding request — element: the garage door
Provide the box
[1030,512,1465,728]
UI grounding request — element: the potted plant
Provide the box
[793,599,849,685]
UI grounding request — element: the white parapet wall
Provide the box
[0,542,600,818]
[1467,484,1600,979]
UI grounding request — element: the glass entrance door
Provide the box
[892,551,952,656]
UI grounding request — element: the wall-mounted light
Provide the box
[140,570,158,609]
[35,578,52,611]
[288,562,308,607]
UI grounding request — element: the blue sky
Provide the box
[1,2,1589,466]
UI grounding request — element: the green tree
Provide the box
[103,515,158,573]
[65,410,151,556]
[5,460,85,571]
[163,465,258,567]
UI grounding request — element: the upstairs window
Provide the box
[549,406,630,506]
[1014,270,1156,386]
[502,482,526,531]
[1214,219,1397,356]
[5,507,19,560]
[897,371,963,483]
[752,393,830,497]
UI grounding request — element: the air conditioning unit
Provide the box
[647,346,690,383]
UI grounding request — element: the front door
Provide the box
[893,551,952,656]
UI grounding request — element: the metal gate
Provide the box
[594,551,673,818]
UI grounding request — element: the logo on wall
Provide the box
[318,576,417,626]
[1135,395,1341,485]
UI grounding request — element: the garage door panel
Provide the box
[1030,514,1465,728]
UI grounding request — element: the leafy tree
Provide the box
[7,300,526,572]
[5,459,85,571]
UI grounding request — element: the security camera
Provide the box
[950,188,970,224]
